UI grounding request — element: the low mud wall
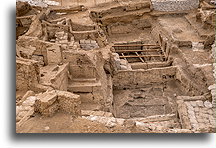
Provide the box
[113,66,177,89]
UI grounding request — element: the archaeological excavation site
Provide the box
[16,0,216,133]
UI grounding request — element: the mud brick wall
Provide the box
[50,63,69,91]
[151,0,199,11]
[57,91,81,115]
[113,66,177,89]
[35,90,81,116]
[16,58,40,92]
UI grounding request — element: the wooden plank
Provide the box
[115,49,161,53]
[165,43,171,58]
[121,53,127,60]
[119,55,165,58]
[161,40,166,52]
[113,44,160,47]
[16,15,35,20]
[161,41,167,61]
[135,52,145,63]
[158,34,162,47]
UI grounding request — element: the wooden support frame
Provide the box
[119,55,165,58]
[16,15,35,20]
[112,39,169,63]
[113,44,159,47]
[135,52,145,63]
[115,49,162,53]
[121,53,127,60]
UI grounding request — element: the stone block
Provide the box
[57,91,81,115]
[40,101,59,117]
[35,91,58,112]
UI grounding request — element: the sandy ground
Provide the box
[16,112,131,133]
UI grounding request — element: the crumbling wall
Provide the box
[90,1,151,20]
[16,57,40,92]
[17,36,65,66]
[113,66,177,89]
[40,63,69,91]
[46,44,63,65]
[16,95,36,123]
[196,8,215,28]
[41,18,107,47]
[24,9,50,38]
[106,17,152,35]
[16,1,32,17]
[90,2,152,39]
[51,64,69,91]
[62,50,113,111]
[62,51,98,79]
[71,22,96,31]
[35,90,81,116]
[176,67,208,95]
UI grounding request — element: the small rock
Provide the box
[204,101,213,108]
[196,100,204,107]
[190,101,197,107]
[120,59,128,66]
[208,84,215,90]
[44,126,50,131]
[120,65,128,70]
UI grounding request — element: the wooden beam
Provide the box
[16,15,35,20]
[113,44,160,47]
[165,43,171,60]
[121,53,127,60]
[135,52,145,63]
[115,49,161,53]
[119,55,165,58]
[158,34,162,47]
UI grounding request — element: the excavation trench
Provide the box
[16,0,215,133]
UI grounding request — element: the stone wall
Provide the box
[113,66,177,89]
[151,0,199,12]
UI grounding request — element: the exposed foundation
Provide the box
[16,0,215,133]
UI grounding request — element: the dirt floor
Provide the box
[113,80,186,119]
[16,112,131,133]
[158,16,203,42]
